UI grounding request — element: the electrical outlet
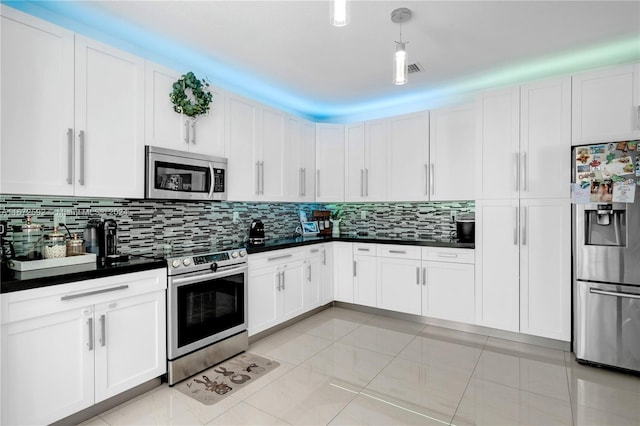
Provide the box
[450,211,457,221]
[361,211,367,220]
[232,211,239,223]
[54,210,66,226]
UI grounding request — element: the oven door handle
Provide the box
[170,268,247,286]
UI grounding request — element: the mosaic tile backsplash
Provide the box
[0,195,474,254]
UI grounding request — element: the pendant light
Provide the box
[331,0,350,27]
[391,8,412,85]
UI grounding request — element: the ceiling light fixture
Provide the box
[331,0,350,27]
[391,7,412,85]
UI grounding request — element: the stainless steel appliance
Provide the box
[166,247,248,385]
[145,145,227,201]
[249,219,265,245]
[573,141,640,373]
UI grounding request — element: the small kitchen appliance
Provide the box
[145,145,227,201]
[166,247,248,385]
[97,219,118,261]
[83,219,101,254]
[249,219,265,245]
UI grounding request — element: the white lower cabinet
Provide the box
[0,269,167,426]
[377,256,422,315]
[353,245,378,308]
[303,252,322,311]
[320,244,334,305]
[422,261,475,324]
[333,242,354,303]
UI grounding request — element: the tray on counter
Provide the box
[8,253,97,271]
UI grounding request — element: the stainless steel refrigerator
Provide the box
[572,141,640,373]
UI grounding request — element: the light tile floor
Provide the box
[82,307,640,425]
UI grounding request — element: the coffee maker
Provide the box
[249,219,265,246]
[98,219,118,259]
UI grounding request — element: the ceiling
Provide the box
[10,1,640,121]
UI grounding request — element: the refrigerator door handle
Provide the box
[590,288,640,300]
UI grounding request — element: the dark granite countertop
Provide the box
[1,255,167,294]
[246,234,474,254]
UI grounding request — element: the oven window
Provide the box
[177,272,244,349]
[154,161,211,193]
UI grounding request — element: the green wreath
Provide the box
[170,72,213,118]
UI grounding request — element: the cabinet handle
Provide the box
[437,253,458,258]
[61,285,129,301]
[299,168,303,197]
[302,168,306,197]
[310,249,320,253]
[425,164,429,196]
[323,249,327,265]
[514,153,520,192]
[276,271,281,291]
[184,120,190,145]
[261,161,265,195]
[422,267,426,286]
[78,130,85,186]
[308,264,312,282]
[365,168,369,197]
[353,260,357,277]
[430,163,435,196]
[88,317,94,351]
[360,169,364,197]
[357,248,370,252]
[99,314,106,347]
[416,266,420,285]
[316,170,320,197]
[268,254,292,262]
[66,128,73,184]
[521,206,527,246]
[389,250,406,254]
[521,152,527,192]
[513,206,519,245]
[255,162,260,195]
[282,271,285,290]
[190,120,196,145]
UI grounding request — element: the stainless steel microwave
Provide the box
[145,146,227,201]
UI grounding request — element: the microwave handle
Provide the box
[208,164,215,198]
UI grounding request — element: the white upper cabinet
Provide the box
[345,120,388,202]
[345,123,366,201]
[572,63,640,145]
[520,77,571,199]
[144,61,226,157]
[1,7,144,198]
[388,111,430,201]
[316,124,345,202]
[475,87,521,200]
[285,116,315,201]
[429,103,476,201]
[73,35,145,198]
[258,105,287,201]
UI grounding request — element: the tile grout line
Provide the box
[563,351,577,426]
[449,333,490,425]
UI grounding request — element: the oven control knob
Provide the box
[231,251,239,258]
[182,258,192,267]
[171,259,181,268]
[239,250,246,257]
[211,262,218,272]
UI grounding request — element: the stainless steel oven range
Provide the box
[166,247,248,385]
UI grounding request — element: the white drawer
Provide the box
[376,244,421,260]
[353,243,376,256]
[1,268,167,324]
[422,247,475,264]
[248,248,304,269]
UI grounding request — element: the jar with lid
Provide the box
[43,226,67,259]
[66,233,85,256]
[11,215,43,260]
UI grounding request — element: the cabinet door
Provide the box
[320,245,334,305]
[303,257,322,310]
[226,94,259,201]
[572,63,640,144]
[376,257,422,315]
[429,103,476,201]
[423,261,475,324]
[94,291,166,402]
[248,266,279,336]
[476,87,520,200]
[260,106,287,201]
[345,123,366,201]
[286,116,316,201]
[476,199,520,332]
[2,308,94,425]
[299,119,316,201]
[333,242,354,303]
[190,86,226,157]
[519,199,571,341]
[365,118,389,202]
[280,263,304,321]
[0,8,75,196]
[316,124,345,202]
[353,255,377,307]
[74,35,145,198]
[144,62,185,152]
[520,77,571,199]
[388,111,429,201]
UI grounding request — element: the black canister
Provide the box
[456,214,475,243]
